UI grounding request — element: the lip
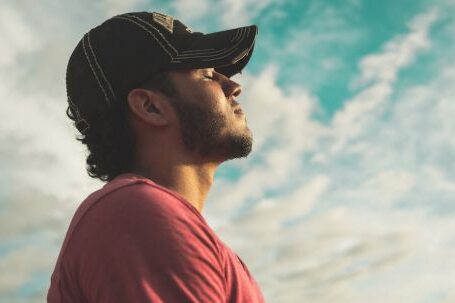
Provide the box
[233,106,243,115]
[231,98,244,115]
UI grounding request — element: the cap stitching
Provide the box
[230,27,242,42]
[201,28,250,62]
[174,27,248,60]
[82,33,111,106]
[203,47,240,61]
[174,27,245,59]
[87,31,116,104]
[176,28,246,59]
[181,48,216,54]
[124,14,178,54]
[113,16,174,58]
[68,96,90,134]
[115,15,177,57]
[230,47,250,64]
[178,28,244,56]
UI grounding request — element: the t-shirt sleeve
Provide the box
[64,185,226,303]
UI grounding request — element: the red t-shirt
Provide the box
[47,173,265,303]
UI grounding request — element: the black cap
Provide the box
[66,11,258,135]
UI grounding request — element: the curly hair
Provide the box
[66,71,177,182]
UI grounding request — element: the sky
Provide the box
[0,0,454,302]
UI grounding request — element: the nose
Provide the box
[223,78,242,99]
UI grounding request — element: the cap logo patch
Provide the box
[151,12,174,33]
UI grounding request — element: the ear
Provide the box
[127,88,170,127]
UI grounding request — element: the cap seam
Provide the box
[87,31,116,103]
[174,27,249,61]
[181,47,217,54]
[124,14,178,54]
[203,47,240,62]
[175,27,245,59]
[116,14,179,57]
[114,16,175,60]
[230,27,242,42]
[82,33,112,106]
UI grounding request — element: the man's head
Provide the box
[66,11,257,181]
[129,68,253,162]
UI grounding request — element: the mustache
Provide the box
[229,97,240,107]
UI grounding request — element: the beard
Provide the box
[167,94,253,161]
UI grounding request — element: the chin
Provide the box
[225,131,253,159]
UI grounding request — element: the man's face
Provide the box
[166,68,253,161]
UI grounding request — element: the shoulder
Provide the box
[68,179,219,255]
[75,181,192,236]
[65,179,223,272]
[58,179,228,302]
[81,178,193,223]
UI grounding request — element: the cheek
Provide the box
[177,78,228,113]
[197,84,227,111]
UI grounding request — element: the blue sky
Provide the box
[1,0,455,302]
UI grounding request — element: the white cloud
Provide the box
[352,9,438,88]
[329,9,438,155]
[358,170,416,206]
[170,0,210,23]
[0,3,40,67]
[258,1,365,90]
[104,0,147,16]
[219,0,275,27]
[228,174,330,234]
[167,0,275,32]
[321,57,343,71]
[0,245,57,298]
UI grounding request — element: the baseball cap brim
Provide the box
[168,25,258,78]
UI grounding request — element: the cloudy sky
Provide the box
[1,0,455,302]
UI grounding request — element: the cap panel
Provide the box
[89,15,173,103]
[82,31,116,106]
[216,39,256,77]
[66,38,114,135]
[167,25,258,77]
[173,27,249,60]
[115,13,178,57]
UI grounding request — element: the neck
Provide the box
[131,156,219,213]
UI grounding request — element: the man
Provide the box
[47,10,265,303]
